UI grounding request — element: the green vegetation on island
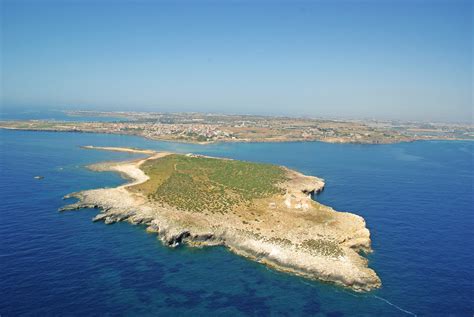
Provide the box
[300,239,344,258]
[133,154,287,214]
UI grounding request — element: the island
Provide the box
[60,146,381,292]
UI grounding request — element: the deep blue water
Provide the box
[0,129,472,316]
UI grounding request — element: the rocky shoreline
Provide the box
[60,146,381,292]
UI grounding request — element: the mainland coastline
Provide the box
[1,111,472,145]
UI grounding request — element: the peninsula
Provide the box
[60,146,381,291]
[2,111,472,144]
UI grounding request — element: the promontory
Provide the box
[60,146,381,292]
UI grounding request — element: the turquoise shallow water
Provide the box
[0,129,473,316]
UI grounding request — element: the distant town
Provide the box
[1,110,472,144]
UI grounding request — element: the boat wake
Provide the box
[299,280,417,316]
[372,295,417,316]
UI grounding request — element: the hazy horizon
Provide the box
[2,104,473,125]
[1,0,472,123]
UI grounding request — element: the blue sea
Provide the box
[0,129,472,316]
[0,107,128,122]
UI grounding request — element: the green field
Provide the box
[134,154,287,214]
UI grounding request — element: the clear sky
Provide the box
[1,0,472,122]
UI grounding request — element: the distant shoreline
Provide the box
[2,125,471,145]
